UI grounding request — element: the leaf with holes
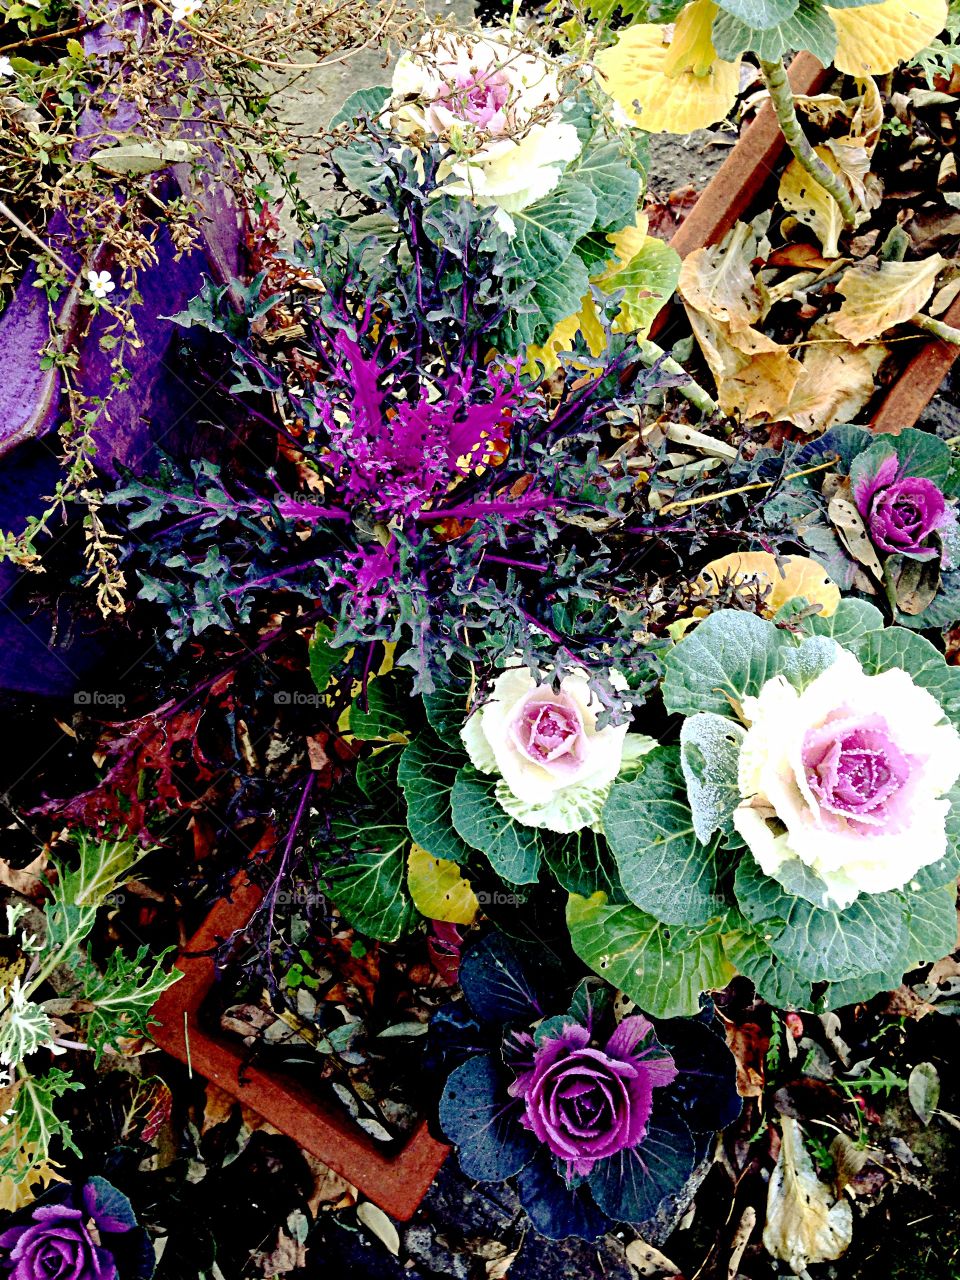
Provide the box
[566,893,733,1018]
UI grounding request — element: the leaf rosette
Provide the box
[579,604,960,1013]
[432,932,740,1238]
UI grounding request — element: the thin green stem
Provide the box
[913,313,960,345]
[760,57,858,229]
[635,339,718,415]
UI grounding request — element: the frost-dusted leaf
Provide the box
[439,1054,537,1181]
[566,893,734,1018]
[571,140,642,229]
[322,822,417,942]
[450,768,542,884]
[908,1062,940,1127]
[763,1119,853,1271]
[406,846,479,925]
[778,149,848,258]
[833,254,945,345]
[679,714,746,844]
[662,609,790,719]
[900,880,959,970]
[830,0,949,77]
[853,626,960,728]
[678,224,763,330]
[799,596,884,644]
[588,1109,696,1225]
[712,0,837,66]
[398,734,474,865]
[715,0,802,26]
[603,747,729,925]
[594,16,741,135]
[733,857,906,982]
[510,180,598,280]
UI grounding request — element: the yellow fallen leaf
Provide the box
[678,223,764,330]
[833,254,945,345]
[764,1118,853,1272]
[407,845,478,924]
[778,149,849,258]
[829,0,948,77]
[779,321,888,433]
[697,552,840,617]
[595,0,740,135]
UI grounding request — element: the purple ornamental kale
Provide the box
[508,1016,677,1176]
[853,454,955,558]
[317,328,523,518]
[0,1180,133,1280]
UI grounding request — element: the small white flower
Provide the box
[171,0,202,20]
[86,269,116,299]
[0,56,14,78]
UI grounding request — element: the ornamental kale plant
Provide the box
[109,144,676,705]
[328,25,680,363]
[0,1177,153,1280]
[764,426,960,631]
[432,932,740,1239]
[577,602,960,1016]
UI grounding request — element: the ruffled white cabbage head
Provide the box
[386,30,581,231]
[461,667,640,833]
[735,648,960,909]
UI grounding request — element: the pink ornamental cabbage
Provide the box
[509,1016,677,1176]
[852,454,955,559]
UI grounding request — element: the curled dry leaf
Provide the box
[827,492,885,579]
[763,1118,853,1274]
[677,224,763,330]
[685,306,803,419]
[779,150,849,258]
[833,254,945,344]
[829,1132,869,1194]
[356,1201,401,1255]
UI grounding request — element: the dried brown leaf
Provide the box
[763,1119,853,1273]
[834,254,945,345]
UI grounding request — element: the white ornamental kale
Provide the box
[462,667,650,834]
[735,647,960,909]
[385,29,582,232]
